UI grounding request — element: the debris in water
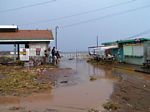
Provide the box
[68,58,74,60]
[9,106,25,111]
[88,108,100,112]
[89,76,97,81]
[44,108,58,112]
[103,101,120,111]
[60,81,68,83]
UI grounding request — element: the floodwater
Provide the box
[0,58,115,112]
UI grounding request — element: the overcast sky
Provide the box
[0,0,150,52]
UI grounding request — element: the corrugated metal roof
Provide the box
[0,30,53,42]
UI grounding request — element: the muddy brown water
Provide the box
[0,59,115,112]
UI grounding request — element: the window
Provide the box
[123,45,132,56]
[123,44,144,57]
[36,48,41,56]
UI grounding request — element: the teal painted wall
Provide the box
[124,41,149,65]
[117,47,124,62]
[144,41,150,61]
[122,43,145,65]
[111,48,118,60]
[124,56,144,65]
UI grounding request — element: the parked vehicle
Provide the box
[88,45,118,61]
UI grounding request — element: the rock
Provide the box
[60,81,68,83]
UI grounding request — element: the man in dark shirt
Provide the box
[51,47,56,64]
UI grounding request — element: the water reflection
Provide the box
[59,59,111,81]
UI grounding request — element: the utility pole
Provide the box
[96,35,99,47]
[55,26,59,49]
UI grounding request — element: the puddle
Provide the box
[0,58,115,112]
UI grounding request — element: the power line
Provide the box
[19,0,137,26]
[0,0,56,13]
[60,4,150,28]
[127,29,150,39]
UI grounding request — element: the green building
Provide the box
[102,38,150,65]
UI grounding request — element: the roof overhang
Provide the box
[0,25,18,29]
[101,45,118,50]
[88,45,104,49]
[0,40,53,44]
[0,39,53,42]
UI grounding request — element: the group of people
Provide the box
[51,47,61,65]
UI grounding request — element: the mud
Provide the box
[88,59,150,112]
[107,69,150,112]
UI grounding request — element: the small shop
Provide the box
[102,38,150,65]
[118,38,150,65]
[0,25,54,64]
[88,44,118,61]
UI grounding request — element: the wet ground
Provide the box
[0,58,115,112]
[0,58,150,112]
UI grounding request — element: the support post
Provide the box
[17,44,20,60]
[14,44,16,62]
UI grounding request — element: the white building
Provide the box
[0,25,53,62]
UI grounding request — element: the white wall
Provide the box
[29,43,49,56]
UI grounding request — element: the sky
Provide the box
[0,0,150,52]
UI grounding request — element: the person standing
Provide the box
[55,50,61,64]
[51,47,56,64]
[47,47,51,63]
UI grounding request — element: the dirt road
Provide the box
[108,68,150,112]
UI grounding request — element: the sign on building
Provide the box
[20,48,29,61]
